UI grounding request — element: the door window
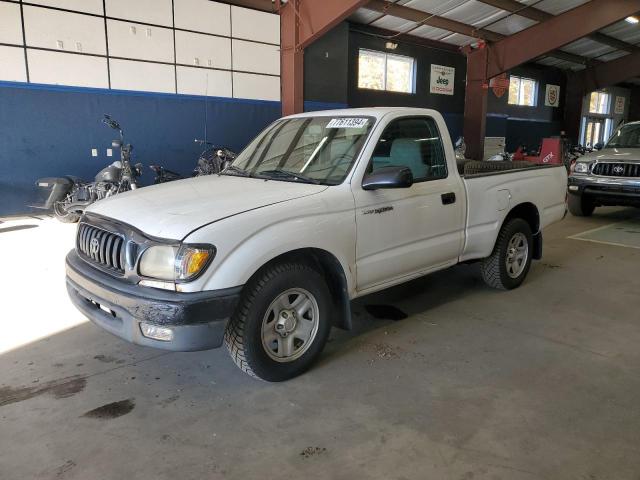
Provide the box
[368,117,447,182]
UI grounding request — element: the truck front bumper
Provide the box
[568,176,640,206]
[65,250,242,351]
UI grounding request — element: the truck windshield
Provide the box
[606,123,640,148]
[225,116,375,185]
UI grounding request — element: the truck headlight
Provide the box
[139,244,214,283]
[573,162,590,174]
[139,245,177,280]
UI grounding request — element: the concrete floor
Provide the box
[1,208,640,480]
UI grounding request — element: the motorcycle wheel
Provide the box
[53,201,81,223]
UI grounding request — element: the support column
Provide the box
[280,0,304,116]
[463,47,489,161]
[564,73,585,145]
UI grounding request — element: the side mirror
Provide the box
[594,142,604,151]
[362,166,413,191]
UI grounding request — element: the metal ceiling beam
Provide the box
[580,50,640,91]
[279,0,371,116]
[477,0,640,54]
[484,0,640,78]
[365,0,589,65]
[367,0,503,42]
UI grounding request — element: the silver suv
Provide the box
[568,121,640,216]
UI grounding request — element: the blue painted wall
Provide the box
[0,82,281,216]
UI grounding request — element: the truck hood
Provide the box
[580,148,640,162]
[86,175,328,239]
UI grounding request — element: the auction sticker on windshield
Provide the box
[326,118,369,129]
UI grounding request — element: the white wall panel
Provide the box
[27,49,108,87]
[24,5,106,55]
[0,2,23,45]
[110,59,175,93]
[233,72,280,101]
[105,0,172,27]
[107,20,174,63]
[177,66,232,97]
[175,31,231,69]
[0,46,27,82]
[29,0,103,15]
[231,6,279,45]
[232,39,279,75]
[174,0,230,36]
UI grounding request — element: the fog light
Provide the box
[140,323,174,342]
[568,185,579,191]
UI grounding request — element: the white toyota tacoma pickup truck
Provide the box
[66,108,567,381]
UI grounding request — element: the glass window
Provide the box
[508,76,538,106]
[229,116,375,186]
[589,91,610,114]
[368,117,447,182]
[606,123,640,148]
[358,49,415,94]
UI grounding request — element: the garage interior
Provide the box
[2,0,640,479]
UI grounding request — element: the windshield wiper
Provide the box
[256,169,322,184]
[221,165,251,177]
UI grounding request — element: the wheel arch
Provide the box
[244,248,352,331]
[502,202,542,260]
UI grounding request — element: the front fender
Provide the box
[181,187,357,295]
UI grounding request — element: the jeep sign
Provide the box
[430,64,455,96]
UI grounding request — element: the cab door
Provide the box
[351,116,465,292]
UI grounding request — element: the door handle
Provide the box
[441,192,456,205]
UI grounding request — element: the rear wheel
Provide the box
[481,218,533,290]
[568,194,595,217]
[224,262,332,381]
[53,201,80,223]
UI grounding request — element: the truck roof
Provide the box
[284,107,442,121]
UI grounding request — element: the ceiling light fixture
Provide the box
[625,16,639,24]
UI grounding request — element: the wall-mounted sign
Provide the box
[545,84,561,107]
[430,64,455,95]
[614,96,626,114]
[490,73,509,98]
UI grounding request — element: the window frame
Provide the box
[363,115,449,186]
[357,48,416,95]
[508,75,539,107]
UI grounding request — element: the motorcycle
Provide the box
[150,139,237,184]
[36,115,143,223]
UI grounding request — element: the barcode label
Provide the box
[326,118,369,129]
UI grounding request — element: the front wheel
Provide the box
[568,194,595,217]
[480,218,533,290]
[224,262,332,381]
[53,201,80,223]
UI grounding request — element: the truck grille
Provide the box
[592,162,640,178]
[77,223,125,274]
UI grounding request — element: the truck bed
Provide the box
[459,164,567,262]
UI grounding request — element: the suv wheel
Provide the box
[224,262,332,381]
[481,218,533,290]
[568,194,595,217]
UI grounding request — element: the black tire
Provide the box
[480,218,533,290]
[568,194,595,217]
[463,160,536,176]
[53,201,81,223]
[224,262,332,381]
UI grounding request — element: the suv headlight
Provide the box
[573,162,590,174]
[139,244,215,285]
